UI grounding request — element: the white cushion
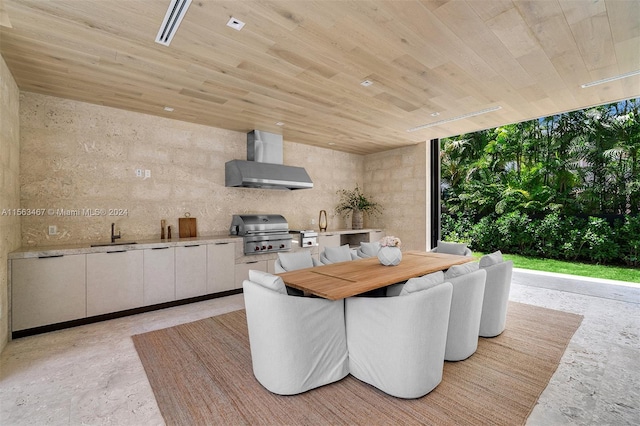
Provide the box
[324,244,352,263]
[385,281,405,297]
[400,271,445,296]
[444,262,479,279]
[357,242,380,258]
[278,251,314,271]
[437,241,469,256]
[479,250,503,267]
[248,270,287,295]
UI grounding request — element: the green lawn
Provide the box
[474,252,640,284]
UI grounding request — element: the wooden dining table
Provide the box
[276,250,475,300]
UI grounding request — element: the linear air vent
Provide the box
[580,69,640,88]
[155,0,192,46]
[407,106,502,132]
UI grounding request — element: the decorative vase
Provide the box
[352,209,364,229]
[319,210,327,232]
[378,246,402,266]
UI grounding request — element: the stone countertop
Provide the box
[9,234,241,259]
[318,228,383,235]
[9,229,381,260]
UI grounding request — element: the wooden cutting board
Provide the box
[179,217,197,238]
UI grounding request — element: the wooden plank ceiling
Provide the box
[1,0,639,155]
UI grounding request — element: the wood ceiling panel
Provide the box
[568,12,617,71]
[1,0,639,154]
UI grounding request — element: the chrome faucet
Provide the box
[111,223,121,243]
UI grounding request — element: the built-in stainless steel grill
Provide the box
[230,214,292,254]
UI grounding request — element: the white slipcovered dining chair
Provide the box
[356,241,380,258]
[478,251,514,337]
[320,244,360,264]
[274,251,322,296]
[442,263,486,361]
[346,275,453,399]
[431,240,473,257]
[274,251,321,273]
[243,270,349,395]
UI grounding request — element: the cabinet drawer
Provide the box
[207,242,236,293]
[175,245,207,299]
[12,255,86,331]
[143,247,175,305]
[235,260,267,289]
[87,251,144,316]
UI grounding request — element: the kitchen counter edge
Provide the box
[318,228,383,235]
[9,235,241,259]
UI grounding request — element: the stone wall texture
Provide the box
[0,55,21,351]
[364,143,428,251]
[19,92,371,246]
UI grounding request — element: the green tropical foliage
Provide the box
[441,98,640,266]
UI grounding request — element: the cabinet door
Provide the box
[12,255,86,331]
[143,247,175,305]
[369,230,385,244]
[87,250,144,317]
[318,233,341,254]
[175,245,207,299]
[207,242,236,293]
[235,260,267,289]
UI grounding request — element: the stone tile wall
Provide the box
[0,56,21,351]
[364,143,428,251]
[19,92,366,246]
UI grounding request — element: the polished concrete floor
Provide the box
[1,270,638,425]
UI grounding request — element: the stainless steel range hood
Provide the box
[225,131,313,190]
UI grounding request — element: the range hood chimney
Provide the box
[225,131,314,190]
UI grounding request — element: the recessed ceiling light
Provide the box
[431,112,440,117]
[407,106,502,132]
[275,122,285,126]
[328,142,336,146]
[360,80,373,87]
[227,17,245,31]
[581,69,640,88]
[164,106,174,112]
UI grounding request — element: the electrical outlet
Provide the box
[144,169,151,178]
[135,169,143,177]
[48,225,57,235]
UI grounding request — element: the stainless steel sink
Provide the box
[90,241,138,247]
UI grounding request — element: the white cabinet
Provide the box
[11,255,86,331]
[143,247,175,305]
[318,233,341,254]
[175,244,207,299]
[87,250,144,316]
[235,260,268,289]
[369,230,385,244]
[207,242,236,293]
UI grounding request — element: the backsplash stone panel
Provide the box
[19,92,367,246]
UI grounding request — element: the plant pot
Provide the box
[378,246,402,266]
[352,209,364,229]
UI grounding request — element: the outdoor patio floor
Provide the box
[0,269,638,425]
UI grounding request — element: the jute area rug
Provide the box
[132,301,583,425]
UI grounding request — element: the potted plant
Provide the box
[335,185,382,229]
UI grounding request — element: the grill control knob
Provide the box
[261,246,266,250]
[268,245,273,250]
[280,244,285,248]
[255,246,260,251]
